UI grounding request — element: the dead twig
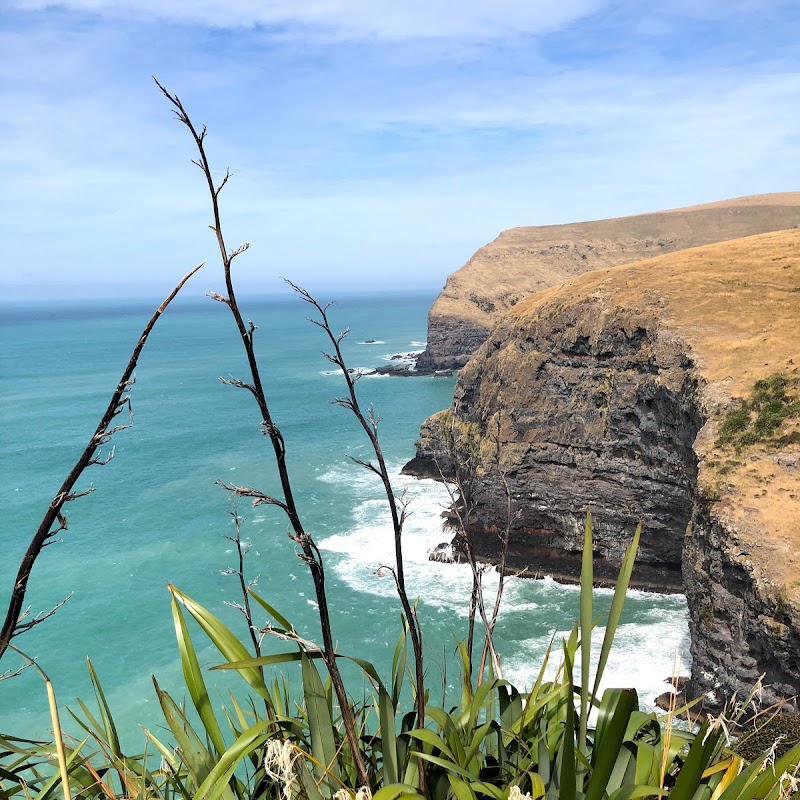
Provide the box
[220,495,263,660]
[288,280,428,786]
[0,264,202,661]
[478,416,514,682]
[438,409,514,686]
[156,79,370,788]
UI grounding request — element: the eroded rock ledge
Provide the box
[407,230,800,710]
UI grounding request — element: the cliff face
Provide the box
[411,230,800,709]
[401,410,456,480]
[418,193,800,371]
[685,501,800,711]
[447,301,700,592]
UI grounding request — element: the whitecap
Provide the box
[410,341,427,347]
[318,467,498,616]
[532,574,683,601]
[503,601,541,613]
[315,462,691,709]
[501,606,691,708]
[318,464,379,491]
[380,349,425,363]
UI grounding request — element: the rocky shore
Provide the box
[373,354,455,377]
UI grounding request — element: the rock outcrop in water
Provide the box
[409,229,800,710]
[417,193,800,372]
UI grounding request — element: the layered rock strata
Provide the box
[418,193,800,371]
[684,502,800,711]
[410,230,800,709]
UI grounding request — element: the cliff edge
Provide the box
[411,229,800,709]
[418,193,800,371]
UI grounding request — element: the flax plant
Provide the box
[9,510,796,800]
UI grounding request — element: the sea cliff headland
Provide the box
[407,222,800,711]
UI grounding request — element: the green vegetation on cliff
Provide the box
[717,373,800,450]
[4,517,799,800]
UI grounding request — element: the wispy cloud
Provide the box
[10,0,605,39]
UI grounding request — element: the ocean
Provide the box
[0,291,690,744]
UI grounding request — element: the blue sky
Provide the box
[1,1,799,300]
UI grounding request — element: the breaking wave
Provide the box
[316,463,690,705]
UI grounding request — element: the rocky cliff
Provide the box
[417,193,800,371]
[410,230,800,710]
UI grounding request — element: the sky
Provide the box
[1,1,799,300]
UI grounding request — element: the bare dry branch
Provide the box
[332,397,356,412]
[215,481,289,512]
[88,445,115,466]
[221,496,263,664]
[0,661,32,681]
[216,168,232,197]
[436,408,513,685]
[344,454,381,476]
[258,624,321,655]
[285,277,428,791]
[228,241,250,260]
[156,79,370,786]
[476,416,512,681]
[101,423,133,439]
[41,539,63,549]
[14,593,73,634]
[219,376,257,396]
[64,487,96,503]
[0,263,202,661]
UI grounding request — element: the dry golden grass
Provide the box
[432,192,800,334]
[514,229,799,392]
[662,191,800,211]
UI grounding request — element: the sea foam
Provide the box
[317,463,690,705]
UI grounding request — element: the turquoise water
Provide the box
[0,292,690,744]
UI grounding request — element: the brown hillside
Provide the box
[419,192,800,371]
